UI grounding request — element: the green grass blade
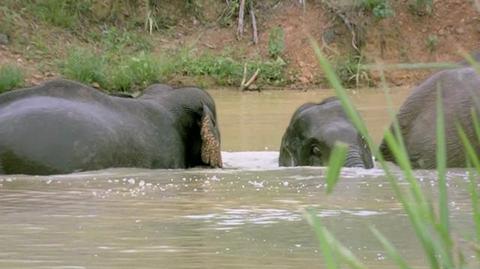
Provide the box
[457,124,480,172]
[323,229,369,269]
[370,226,413,269]
[472,110,480,147]
[459,51,480,73]
[304,209,339,269]
[305,208,369,269]
[309,39,371,147]
[435,86,452,256]
[325,142,348,194]
[468,166,480,243]
[309,38,461,269]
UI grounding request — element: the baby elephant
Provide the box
[279,97,374,168]
[380,66,480,169]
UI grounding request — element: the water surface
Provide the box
[211,87,411,151]
[0,88,476,269]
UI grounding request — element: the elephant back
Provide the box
[0,79,110,106]
[380,67,480,168]
[141,84,217,118]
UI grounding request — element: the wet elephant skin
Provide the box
[0,79,222,175]
[379,67,480,169]
[279,97,373,168]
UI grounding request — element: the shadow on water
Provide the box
[0,89,476,269]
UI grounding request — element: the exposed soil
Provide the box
[1,0,479,89]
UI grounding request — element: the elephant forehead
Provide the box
[307,121,359,144]
[295,104,345,122]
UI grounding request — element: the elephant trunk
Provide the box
[344,147,367,168]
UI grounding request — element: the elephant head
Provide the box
[142,85,223,169]
[279,97,373,168]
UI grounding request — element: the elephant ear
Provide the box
[200,104,222,168]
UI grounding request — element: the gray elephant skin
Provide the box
[279,97,374,168]
[379,66,480,168]
[0,79,222,175]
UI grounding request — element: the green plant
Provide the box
[334,53,371,88]
[425,34,438,53]
[218,0,240,27]
[268,26,285,59]
[306,39,480,269]
[409,0,433,15]
[0,64,24,93]
[108,52,161,92]
[0,6,23,37]
[361,0,394,19]
[170,48,287,86]
[185,0,203,20]
[60,48,106,85]
[100,27,152,58]
[30,0,83,29]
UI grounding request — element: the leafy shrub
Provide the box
[0,64,24,93]
[268,26,285,59]
[334,54,370,88]
[174,50,287,86]
[60,48,106,85]
[59,45,288,91]
[409,0,433,15]
[100,27,152,57]
[251,58,287,85]
[361,0,394,19]
[425,34,438,53]
[30,0,91,29]
[218,0,240,27]
[108,52,161,91]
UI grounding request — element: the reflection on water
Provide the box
[0,89,477,269]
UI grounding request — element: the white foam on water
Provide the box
[222,151,280,170]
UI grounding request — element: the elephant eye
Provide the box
[312,145,321,156]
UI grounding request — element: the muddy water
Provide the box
[211,87,412,151]
[0,89,477,269]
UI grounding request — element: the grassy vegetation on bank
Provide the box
[307,41,480,269]
[0,0,440,91]
[0,1,288,92]
[58,46,287,92]
[0,64,24,93]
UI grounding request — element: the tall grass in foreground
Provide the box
[308,39,480,269]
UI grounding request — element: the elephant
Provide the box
[379,66,480,169]
[279,97,374,168]
[0,79,222,175]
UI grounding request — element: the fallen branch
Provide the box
[240,64,261,91]
[240,63,248,89]
[245,68,260,88]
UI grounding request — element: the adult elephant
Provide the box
[0,79,222,175]
[279,97,374,168]
[379,67,480,168]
